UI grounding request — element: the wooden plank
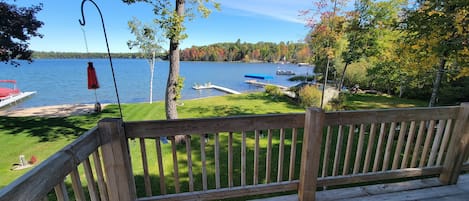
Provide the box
[185,135,194,192]
[70,167,86,201]
[419,120,436,167]
[228,132,234,187]
[83,158,99,201]
[289,128,298,181]
[372,123,386,172]
[322,126,333,177]
[126,113,305,138]
[0,128,100,201]
[277,128,285,182]
[298,108,325,201]
[324,106,458,126]
[54,181,70,201]
[343,125,355,175]
[155,137,166,195]
[382,122,397,171]
[428,120,446,167]
[200,134,208,191]
[436,119,453,166]
[254,130,260,185]
[265,129,273,184]
[363,123,377,173]
[440,103,469,184]
[401,121,417,169]
[214,133,221,189]
[317,166,442,187]
[139,138,152,196]
[392,122,407,170]
[99,119,137,201]
[137,181,298,201]
[353,124,366,174]
[241,131,247,186]
[411,121,426,168]
[333,125,344,176]
[170,137,180,193]
[92,150,109,201]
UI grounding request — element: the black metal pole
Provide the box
[79,0,124,119]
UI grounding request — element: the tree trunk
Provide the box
[428,57,446,107]
[149,51,155,104]
[165,0,184,120]
[338,62,350,90]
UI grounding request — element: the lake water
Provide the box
[1,59,313,109]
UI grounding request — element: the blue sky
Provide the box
[14,0,313,53]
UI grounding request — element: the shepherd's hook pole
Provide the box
[79,0,124,120]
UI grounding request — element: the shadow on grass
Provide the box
[0,106,119,142]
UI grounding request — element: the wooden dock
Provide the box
[244,79,289,90]
[0,91,36,108]
[192,83,241,94]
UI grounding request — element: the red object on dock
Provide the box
[0,80,20,98]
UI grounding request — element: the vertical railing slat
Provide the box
[411,121,426,168]
[363,123,377,173]
[392,122,408,170]
[92,151,109,201]
[170,137,180,193]
[289,128,298,181]
[228,132,234,187]
[436,119,453,166]
[139,138,152,196]
[277,128,285,182]
[214,133,221,189]
[241,131,247,186]
[419,120,436,167]
[185,135,194,192]
[83,158,99,201]
[333,125,344,176]
[155,137,166,195]
[401,121,417,169]
[54,181,70,201]
[343,125,355,175]
[427,120,446,167]
[353,124,366,174]
[265,129,273,183]
[382,122,397,171]
[254,130,260,185]
[322,126,332,177]
[70,167,86,201]
[372,123,386,172]
[200,134,208,191]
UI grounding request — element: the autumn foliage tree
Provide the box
[0,1,43,66]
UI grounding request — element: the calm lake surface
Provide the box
[1,59,313,109]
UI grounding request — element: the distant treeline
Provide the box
[180,40,311,63]
[32,51,168,59]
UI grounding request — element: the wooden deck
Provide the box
[251,174,469,201]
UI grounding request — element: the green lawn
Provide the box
[0,92,427,190]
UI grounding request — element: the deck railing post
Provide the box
[440,103,469,184]
[98,118,137,201]
[298,108,325,201]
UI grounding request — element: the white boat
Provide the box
[276,69,295,75]
[0,80,36,108]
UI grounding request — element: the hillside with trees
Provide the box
[180,40,311,63]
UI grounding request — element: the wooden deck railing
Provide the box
[0,103,468,201]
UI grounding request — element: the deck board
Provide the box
[250,174,469,201]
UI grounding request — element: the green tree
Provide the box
[127,17,163,104]
[0,1,43,66]
[123,0,220,119]
[404,0,469,107]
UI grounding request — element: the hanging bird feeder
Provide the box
[87,62,101,112]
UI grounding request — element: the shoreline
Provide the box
[0,103,108,117]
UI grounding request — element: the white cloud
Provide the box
[217,0,310,24]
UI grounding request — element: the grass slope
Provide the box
[0,93,426,190]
